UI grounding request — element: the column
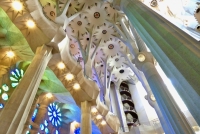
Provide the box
[121,0,200,126]
[114,85,129,132]
[137,71,171,133]
[22,95,39,134]
[120,16,170,133]
[0,45,52,134]
[134,52,194,134]
[81,101,91,134]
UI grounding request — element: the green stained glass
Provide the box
[2,93,8,100]
[10,68,24,88]
[2,84,9,91]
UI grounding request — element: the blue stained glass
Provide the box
[74,127,81,134]
[0,103,4,109]
[36,103,40,107]
[28,125,32,129]
[32,109,38,121]
[40,124,44,130]
[44,120,48,126]
[45,128,49,134]
[55,130,59,134]
[47,103,62,127]
[15,69,20,76]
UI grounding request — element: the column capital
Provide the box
[133,52,155,71]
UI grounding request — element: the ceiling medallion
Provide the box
[108,44,114,49]
[94,12,100,18]
[196,8,200,13]
[77,57,83,62]
[50,11,55,17]
[119,69,124,74]
[102,30,107,34]
[70,44,75,48]
[150,0,157,7]
[115,58,119,62]
[77,21,82,26]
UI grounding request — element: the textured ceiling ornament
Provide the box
[194,5,200,24]
[108,54,127,68]
[67,0,83,17]
[103,2,119,21]
[79,32,96,51]
[94,12,101,18]
[68,14,90,35]
[69,38,81,56]
[101,38,126,57]
[85,2,107,26]
[93,22,118,41]
[108,44,114,49]
[94,48,106,64]
[150,0,157,7]
[102,30,107,34]
[112,67,135,82]
[80,0,99,7]
[43,3,57,21]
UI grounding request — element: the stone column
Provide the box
[22,95,39,134]
[134,52,194,134]
[120,16,170,133]
[120,0,200,126]
[0,45,52,134]
[81,101,91,134]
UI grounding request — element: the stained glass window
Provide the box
[0,103,4,109]
[2,93,8,101]
[48,103,62,127]
[74,127,80,134]
[10,68,24,88]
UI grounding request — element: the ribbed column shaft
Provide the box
[121,0,200,126]
[141,62,194,134]
[129,24,147,52]
[0,45,52,134]
[81,101,91,134]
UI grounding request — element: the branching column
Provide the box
[0,45,52,134]
[134,52,194,134]
[81,101,91,134]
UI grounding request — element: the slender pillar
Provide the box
[0,45,52,134]
[120,0,200,126]
[22,96,39,134]
[138,71,171,133]
[114,85,129,132]
[120,17,171,133]
[134,52,194,134]
[81,101,91,134]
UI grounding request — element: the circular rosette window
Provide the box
[10,68,24,88]
[48,103,62,127]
